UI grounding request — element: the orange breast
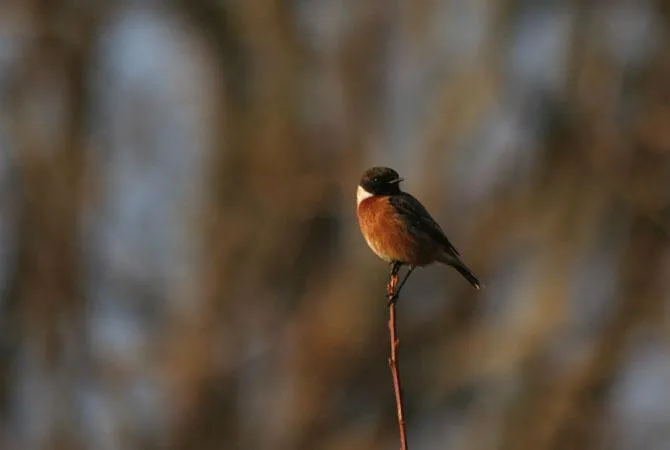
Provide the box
[357,196,436,265]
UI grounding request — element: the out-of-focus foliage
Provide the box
[1,1,669,449]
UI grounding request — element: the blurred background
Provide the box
[1,1,670,449]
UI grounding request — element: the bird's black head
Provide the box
[359,166,404,196]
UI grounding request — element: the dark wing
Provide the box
[389,193,460,257]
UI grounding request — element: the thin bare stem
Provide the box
[386,264,409,450]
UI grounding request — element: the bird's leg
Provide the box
[394,266,415,296]
[387,261,402,300]
[389,261,401,277]
[388,265,415,306]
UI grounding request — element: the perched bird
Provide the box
[356,166,481,293]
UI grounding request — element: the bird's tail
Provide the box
[440,254,482,290]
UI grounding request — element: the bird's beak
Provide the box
[390,177,404,184]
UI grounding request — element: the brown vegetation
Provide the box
[1,1,669,450]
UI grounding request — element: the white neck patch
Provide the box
[356,185,373,206]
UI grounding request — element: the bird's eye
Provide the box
[372,177,379,183]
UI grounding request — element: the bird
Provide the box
[356,166,481,297]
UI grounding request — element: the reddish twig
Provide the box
[386,266,409,450]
